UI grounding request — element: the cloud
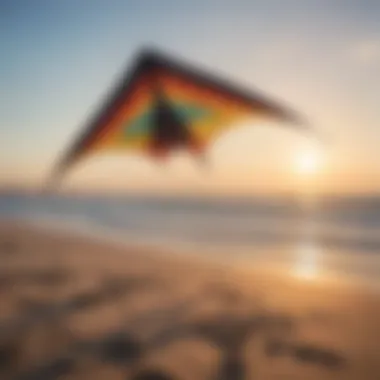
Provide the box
[349,40,380,65]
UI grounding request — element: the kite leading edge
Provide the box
[48,47,313,189]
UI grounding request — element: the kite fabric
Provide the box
[50,48,309,185]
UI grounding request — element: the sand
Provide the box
[0,221,379,380]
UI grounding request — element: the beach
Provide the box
[0,220,379,380]
[3,1,380,379]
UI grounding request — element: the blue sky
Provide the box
[1,0,380,194]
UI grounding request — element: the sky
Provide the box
[1,0,380,196]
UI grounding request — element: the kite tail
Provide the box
[197,151,210,169]
[188,139,209,169]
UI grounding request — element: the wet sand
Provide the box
[0,221,379,380]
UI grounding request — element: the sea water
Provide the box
[1,193,379,287]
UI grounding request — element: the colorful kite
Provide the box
[50,48,310,185]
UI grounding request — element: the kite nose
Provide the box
[187,136,204,154]
[187,138,209,167]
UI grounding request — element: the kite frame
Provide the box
[50,47,307,185]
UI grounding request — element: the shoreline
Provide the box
[3,216,380,295]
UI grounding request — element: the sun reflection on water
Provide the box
[294,216,322,280]
[295,240,320,279]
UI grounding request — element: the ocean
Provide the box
[1,193,379,287]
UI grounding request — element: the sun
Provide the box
[295,146,324,175]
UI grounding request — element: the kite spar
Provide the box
[48,48,312,189]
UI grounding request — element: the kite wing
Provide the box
[50,48,308,185]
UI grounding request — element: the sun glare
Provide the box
[295,146,324,175]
